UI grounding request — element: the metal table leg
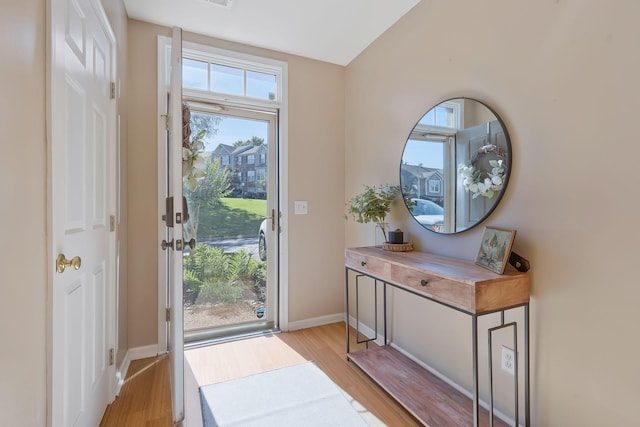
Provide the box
[345,267,350,356]
[525,304,530,427]
[473,314,479,427]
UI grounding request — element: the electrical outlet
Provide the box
[501,346,515,375]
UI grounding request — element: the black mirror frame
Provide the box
[399,97,512,235]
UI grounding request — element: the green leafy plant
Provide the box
[345,184,412,243]
[183,245,266,306]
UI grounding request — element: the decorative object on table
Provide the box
[457,144,507,199]
[345,184,414,245]
[383,228,413,251]
[382,242,414,252]
[388,229,404,244]
[508,251,531,272]
[475,226,516,274]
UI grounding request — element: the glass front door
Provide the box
[182,103,278,342]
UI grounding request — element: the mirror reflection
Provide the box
[400,98,511,234]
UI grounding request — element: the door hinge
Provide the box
[109,215,116,232]
[109,348,115,366]
[161,114,170,130]
[166,308,171,322]
[110,81,116,99]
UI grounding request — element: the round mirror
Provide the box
[400,98,512,234]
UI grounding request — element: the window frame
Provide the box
[168,39,290,333]
[182,43,283,109]
[428,179,441,194]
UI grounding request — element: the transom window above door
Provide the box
[182,49,281,103]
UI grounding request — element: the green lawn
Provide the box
[196,197,267,239]
[222,197,267,217]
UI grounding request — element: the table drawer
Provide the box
[391,264,474,311]
[345,251,391,278]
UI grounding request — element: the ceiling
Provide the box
[123,0,422,66]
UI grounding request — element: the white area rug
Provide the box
[199,362,380,426]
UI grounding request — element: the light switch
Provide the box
[294,200,308,215]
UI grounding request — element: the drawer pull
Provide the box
[361,261,367,267]
[420,279,429,286]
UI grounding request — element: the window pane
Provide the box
[246,71,277,100]
[211,64,243,96]
[434,106,455,127]
[419,109,435,126]
[183,58,208,90]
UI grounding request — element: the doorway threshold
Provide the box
[185,324,280,350]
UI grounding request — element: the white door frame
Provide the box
[157,35,172,353]
[156,28,186,423]
[156,39,290,350]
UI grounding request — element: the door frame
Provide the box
[181,103,279,341]
[156,38,290,352]
[46,0,118,424]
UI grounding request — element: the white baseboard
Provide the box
[347,315,386,346]
[115,352,131,395]
[286,313,345,331]
[115,344,161,395]
[128,344,161,360]
[116,344,164,396]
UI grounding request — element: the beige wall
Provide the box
[0,1,47,425]
[346,1,640,425]
[0,1,126,425]
[126,20,166,349]
[7,1,636,424]
[126,19,346,348]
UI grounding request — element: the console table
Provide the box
[345,246,530,427]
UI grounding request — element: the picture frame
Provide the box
[475,226,516,274]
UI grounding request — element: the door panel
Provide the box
[168,26,185,424]
[182,106,278,342]
[50,0,116,425]
[455,121,507,230]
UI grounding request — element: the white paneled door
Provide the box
[49,0,116,425]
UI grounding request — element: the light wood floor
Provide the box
[101,322,420,426]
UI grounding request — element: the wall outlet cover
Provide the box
[501,346,515,375]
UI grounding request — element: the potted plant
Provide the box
[345,184,411,244]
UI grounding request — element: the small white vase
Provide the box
[374,223,388,247]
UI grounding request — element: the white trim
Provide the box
[159,37,290,338]
[277,63,289,333]
[157,35,170,355]
[287,313,344,331]
[182,41,284,105]
[128,344,161,361]
[115,351,131,395]
[347,315,386,346]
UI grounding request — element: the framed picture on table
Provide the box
[475,227,516,274]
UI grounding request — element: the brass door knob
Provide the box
[56,254,81,274]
